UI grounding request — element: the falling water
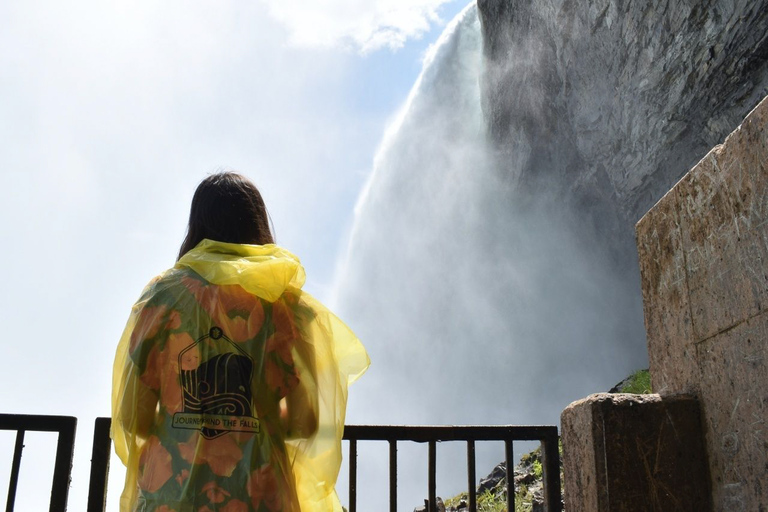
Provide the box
[334,1,647,506]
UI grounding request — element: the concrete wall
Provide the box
[636,95,768,512]
[561,393,712,512]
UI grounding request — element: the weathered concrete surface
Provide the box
[561,393,712,512]
[698,314,768,512]
[636,95,768,511]
[561,394,599,512]
[636,195,698,395]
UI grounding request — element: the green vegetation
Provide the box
[531,460,542,480]
[443,445,560,512]
[444,488,533,512]
[618,369,652,394]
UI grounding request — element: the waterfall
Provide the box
[334,0,647,505]
[337,0,646,425]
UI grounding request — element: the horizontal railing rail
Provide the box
[343,425,562,512]
[0,413,78,512]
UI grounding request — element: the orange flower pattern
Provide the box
[202,481,230,503]
[130,305,167,353]
[137,436,173,493]
[179,432,244,478]
[126,270,303,511]
[264,301,299,398]
[175,469,189,487]
[248,465,282,512]
[213,285,265,343]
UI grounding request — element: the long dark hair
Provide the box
[178,171,274,259]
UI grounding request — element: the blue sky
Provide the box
[0,0,469,509]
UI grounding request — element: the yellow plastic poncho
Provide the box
[111,240,369,512]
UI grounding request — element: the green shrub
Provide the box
[532,460,542,480]
[619,369,652,394]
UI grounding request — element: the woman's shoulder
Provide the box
[137,267,207,307]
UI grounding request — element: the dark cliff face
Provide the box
[477,0,768,235]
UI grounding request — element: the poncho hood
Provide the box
[175,239,306,302]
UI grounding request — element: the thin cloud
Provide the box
[261,0,454,52]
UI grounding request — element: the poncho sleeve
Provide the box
[111,277,166,510]
[283,292,370,510]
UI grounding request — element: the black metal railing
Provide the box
[0,414,78,512]
[344,425,562,512]
[87,418,562,512]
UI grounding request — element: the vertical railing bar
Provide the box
[50,418,76,512]
[428,440,437,512]
[87,417,112,512]
[389,440,397,512]
[542,432,563,512]
[349,439,357,512]
[467,440,477,512]
[505,440,514,512]
[6,430,25,512]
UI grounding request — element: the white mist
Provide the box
[334,1,647,508]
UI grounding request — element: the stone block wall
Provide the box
[561,393,711,512]
[636,95,768,511]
